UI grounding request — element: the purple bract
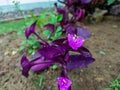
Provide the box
[25,22,36,39]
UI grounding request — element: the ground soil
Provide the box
[0,17,120,90]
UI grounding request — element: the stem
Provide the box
[34,32,48,45]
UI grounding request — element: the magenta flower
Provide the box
[58,77,72,90]
[68,34,85,50]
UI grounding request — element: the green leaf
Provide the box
[32,50,35,55]
[19,46,25,51]
[21,40,28,45]
[33,42,40,49]
[56,26,62,32]
[28,38,35,45]
[52,64,58,70]
[57,14,63,22]
[37,11,47,26]
[107,0,115,5]
[115,87,118,90]
[42,30,51,37]
[28,49,34,54]
[39,76,43,87]
[104,88,111,90]
[54,31,62,38]
[50,14,57,24]
[30,13,37,21]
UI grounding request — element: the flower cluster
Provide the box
[21,0,95,90]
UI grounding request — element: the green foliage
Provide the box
[105,75,120,90]
[42,30,51,38]
[50,13,57,25]
[50,26,62,41]
[31,11,51,28]
[107,0,115,5]
[31,74,44,90]
[31,11,63,42]
[107,0,120,5]
[104,88,111,90]
[51,64,58,70]
[57,14,63,22]
[19,36,40,55]
[39,75,44,87]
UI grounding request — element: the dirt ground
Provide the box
[0,17,120,90]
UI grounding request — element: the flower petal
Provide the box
[68,34,85,50]
[58,77,72,90]
[77,27,91,39]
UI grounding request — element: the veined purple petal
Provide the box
[66,25,91,39]
[77,27,91,39]
[65,25,76,35]
[58,77,72,90]
[25,22,36,39]
[68,34,85,50]
[66,55,95,69]
[21,55,31,77]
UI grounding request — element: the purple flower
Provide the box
[68,34,85,50]
[25,22,36,39]
[58,77,72,90]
